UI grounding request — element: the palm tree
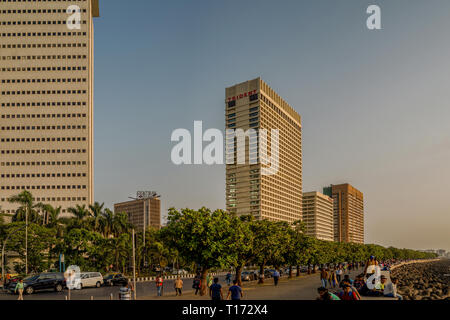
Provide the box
[68,205,90,229]
[100,208,115,237]
[9,191,43,224]
[89,202,104,232]
[41,204,66,236]
[112,211,131,237]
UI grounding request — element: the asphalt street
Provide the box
[0,275,228,300]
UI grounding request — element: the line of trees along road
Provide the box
[0,191,437,296]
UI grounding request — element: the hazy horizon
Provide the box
[92,0,450,252]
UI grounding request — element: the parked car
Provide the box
[299,266,308,273]
[263,269,274,278]
[172,269,189,275]
[8,273,66,295]
[241,271,253,281]
[76,272,103,289]
[103,273,128,286]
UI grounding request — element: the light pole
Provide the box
[132,228,136,300]
[25,208,28,275]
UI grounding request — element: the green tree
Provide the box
[162,207,235,295]
[251,220,286,283]
[89,202,105,232]
[227,215,255,286]
[9,191,43,224]
[6,222,56,273]
[68,205,90,229]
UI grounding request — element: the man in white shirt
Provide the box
[384,277,403,300]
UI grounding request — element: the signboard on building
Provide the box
[136,191,158,200]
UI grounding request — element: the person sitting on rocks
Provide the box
[317,287,340,300]
[337,284,360,300]
[383,277,403,300]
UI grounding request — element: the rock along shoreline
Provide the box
[391,259,450,300]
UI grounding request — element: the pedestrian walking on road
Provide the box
[209,278,223,301]
[328,269,337,288]
[225,272,232,286]
[336,266,343,283]
[193,273,201,295]
[155,275,164,297]
[15,279,24,300]
[174,276,183,296]
[227,280,243,301]
[320,268,328,288]
[273,269,280,286]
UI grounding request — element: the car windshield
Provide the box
[24,275,39,281]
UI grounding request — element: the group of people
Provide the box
[317,256,402,301]
[193,272,243,301]
[149,272,243,300]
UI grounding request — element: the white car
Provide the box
[76,272,103,289]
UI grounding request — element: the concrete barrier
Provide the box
[390,259,440,271]
[134,272,228,283]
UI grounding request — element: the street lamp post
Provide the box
[132,229,136,300]
[25,208,28,275]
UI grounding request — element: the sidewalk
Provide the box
[138,269,365,300]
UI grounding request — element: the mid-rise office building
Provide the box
[323,183,364,244]
[225,78,302,223]
[114,194,161,231]
[302,191,334,241]
[0,0,99,216]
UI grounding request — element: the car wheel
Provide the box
[55,284,63,292]
[78,283,83,290]
[96,282,101,288]
[109,281,114,286]
[25,286,34,295]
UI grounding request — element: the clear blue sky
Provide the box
[93,0,450,251]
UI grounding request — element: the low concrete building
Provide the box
[114,192,161,231]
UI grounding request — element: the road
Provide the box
[0,267,392,300]
[0,275,228,300]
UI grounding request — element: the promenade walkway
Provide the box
[139,268,367,300]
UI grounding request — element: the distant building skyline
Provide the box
[1,0,448,252]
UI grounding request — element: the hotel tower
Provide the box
[0,0,99,217]
[323,183,364,244]
[225,78,302,223]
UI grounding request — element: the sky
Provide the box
[92,0,450,252]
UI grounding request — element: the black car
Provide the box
[8,273,66,295]
[103,274,128,286]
